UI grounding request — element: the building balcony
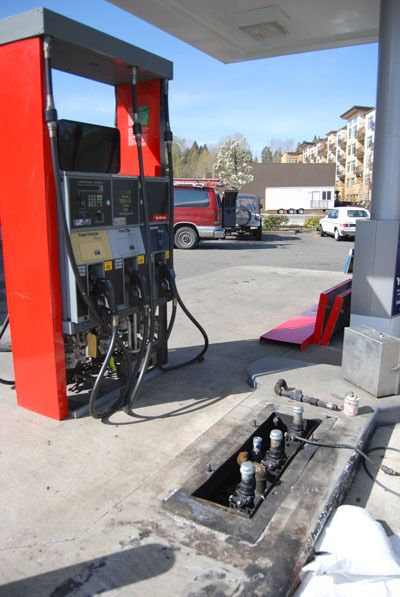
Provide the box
[355,167,363,178]
[356,126,365,140]
[356,147,364,160]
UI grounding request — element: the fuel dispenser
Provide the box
[0,9,207,420]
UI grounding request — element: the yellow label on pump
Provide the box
[166,250,170,259]
[86,332,97,358]
[104,260,113,272]
[138,255,145,265]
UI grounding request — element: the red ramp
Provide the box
[260,280,352,350]
[260,304,318,351]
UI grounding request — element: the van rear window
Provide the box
[174,188,210,208]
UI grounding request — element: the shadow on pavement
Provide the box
[0,543,175,597]
[99,338,334,426]
[197,233,301,250]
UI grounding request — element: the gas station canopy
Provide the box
[109,0,379,63]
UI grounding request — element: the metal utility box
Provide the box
[342,325,400,397]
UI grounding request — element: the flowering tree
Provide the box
[214,135,254,189]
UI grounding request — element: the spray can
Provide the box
[343,391,359,416]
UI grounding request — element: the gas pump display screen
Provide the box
[57,120,120,173]
[112,178,140,225]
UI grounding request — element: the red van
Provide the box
[173,178,225,249]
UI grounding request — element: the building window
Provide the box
[288,157,297,164]
[367,135,374,149]
[368,115,374,130]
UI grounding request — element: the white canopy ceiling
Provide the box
[108,0,379,63]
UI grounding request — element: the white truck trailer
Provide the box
[265,186,335,214]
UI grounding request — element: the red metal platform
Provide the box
[260,280,352,350]
[260,304,318,351]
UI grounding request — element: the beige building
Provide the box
[297,105,375,205]
[363,108,375,204]
[341,105,373,204]
[281,151,302,164]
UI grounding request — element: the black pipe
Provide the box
[158,80,209,372]
[162,79,175,268]
[0,315,14,385]
[89,316,119,419]
[124,66,156,413]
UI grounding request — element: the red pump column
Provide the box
[116,79,162,176]
[0,37,67,419]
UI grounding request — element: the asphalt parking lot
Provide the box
[174,229,353,280]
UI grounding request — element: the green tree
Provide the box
[273,149,282,163]
[261,146,273,163]
[214,135,254,189]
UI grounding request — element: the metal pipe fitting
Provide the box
[252,436,263,461]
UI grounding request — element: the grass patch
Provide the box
[304,216,323,230]
[262,215,289,231]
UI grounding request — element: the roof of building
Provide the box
[241,163,336,196]
[297,141,314,151]
[340,105,374,120]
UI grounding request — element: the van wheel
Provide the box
[277,209,284,214]
[287,208,295,214]
[297,208,304,214]
[174,227,198,249]
[334,228,342,242]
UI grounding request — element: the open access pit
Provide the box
[164,405,337,544]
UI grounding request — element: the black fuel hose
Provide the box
[159,274,208,371]
[162,79,175,268]
[43,37,132,416]
[123,67,156,413]
[0,315,14,385]
[0,314,9,342]
[89,316,119,419]
[157,79,209,372]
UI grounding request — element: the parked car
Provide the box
[173,179,225,249]
[222,191,263,240]
[319,207,370,241]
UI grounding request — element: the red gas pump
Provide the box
[0,8,207,420]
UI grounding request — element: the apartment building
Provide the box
[341,106,373,203]
[296,105,375,205]
[363,108,375,203]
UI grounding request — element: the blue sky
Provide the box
[0,1,378,156]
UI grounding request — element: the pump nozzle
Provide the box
[92,278,118,317]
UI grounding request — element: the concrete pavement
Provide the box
[0,233,398,595]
